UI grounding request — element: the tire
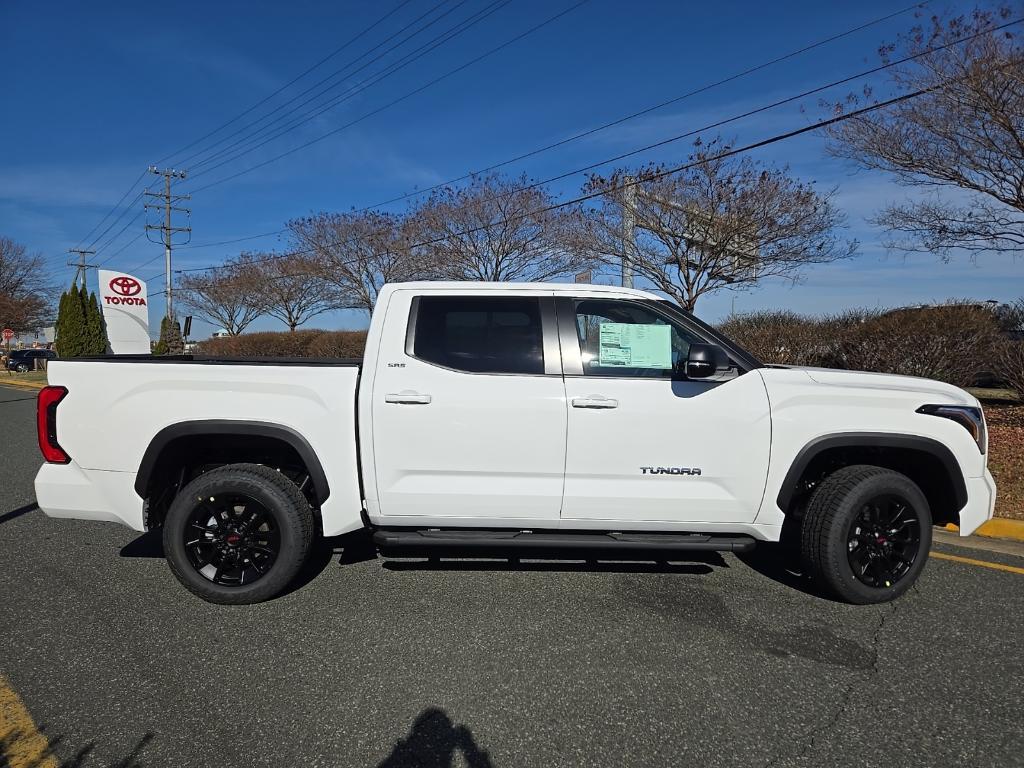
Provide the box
[801,464,932,604]
[16,363,29,373]
[162,463,315,604]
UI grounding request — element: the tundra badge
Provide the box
[640,466,702,476]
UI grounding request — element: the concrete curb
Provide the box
[946,519,1024,543]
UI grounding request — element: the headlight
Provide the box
[916,404,986,454]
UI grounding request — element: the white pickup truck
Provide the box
[34,281,996,604]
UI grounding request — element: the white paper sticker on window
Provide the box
[598,323,672,368]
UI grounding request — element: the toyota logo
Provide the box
[109,276,142,297]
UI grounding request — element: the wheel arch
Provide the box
[776,432,968,527]
[135,420,330,520]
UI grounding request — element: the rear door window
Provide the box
[412,296,545,375]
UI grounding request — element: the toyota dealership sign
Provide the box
[98,270,150,353]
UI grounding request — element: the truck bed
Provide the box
[39,357,364,535]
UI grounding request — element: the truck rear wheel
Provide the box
[162,463,314,604]
[801,464,931,604]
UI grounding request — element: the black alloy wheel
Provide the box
[163,463,314,604]
[183,493,281,586]
[846,493,921,589]
[801,464,932,604]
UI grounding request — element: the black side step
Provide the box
[372,529,756,554]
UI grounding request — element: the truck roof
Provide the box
[382,281,664,301]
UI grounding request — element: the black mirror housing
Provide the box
[684,343,729,379]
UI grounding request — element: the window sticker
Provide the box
[597,323,672,368]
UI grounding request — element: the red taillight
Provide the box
[37,385,70,464]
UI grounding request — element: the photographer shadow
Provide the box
[377,708,492,768]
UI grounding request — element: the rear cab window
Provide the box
[411,296,545,375]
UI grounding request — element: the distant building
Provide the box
[10,326,55,348]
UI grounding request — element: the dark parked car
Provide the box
[6,349,57,372]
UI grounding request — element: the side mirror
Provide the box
[683,343,729,379]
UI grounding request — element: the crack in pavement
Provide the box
[762,601,897,768]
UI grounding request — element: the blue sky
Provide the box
[1,0,1018,337]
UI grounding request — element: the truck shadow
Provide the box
[0,502,39,526]
[377,707,493,768]
[120,528,379,596]
[282,530,380,595]
[735,543,824,599]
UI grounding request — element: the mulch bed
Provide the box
[985,404,1024,520]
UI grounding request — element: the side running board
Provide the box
[372,529,756,554]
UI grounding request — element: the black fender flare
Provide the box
[775,432,968,512]
[134,420,330,503]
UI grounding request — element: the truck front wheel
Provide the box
[801,464,932,604]
[162,463,315,604]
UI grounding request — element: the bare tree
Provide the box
[409,173,592,281]
[826,6,1024,256]
[287,210,424,314]
[582,141,856,311]
[178,254,265,336]
[0,235,53,332]
[250,252,335,332]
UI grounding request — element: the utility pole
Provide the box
[144,167,191,319]
[621,175,635,289]
[67,248,96,288]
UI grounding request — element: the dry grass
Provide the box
[1,370,47,388]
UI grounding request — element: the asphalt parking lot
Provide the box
[1,383,1022,768]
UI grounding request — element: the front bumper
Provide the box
[957,468,997,536]
[34,462,145,531]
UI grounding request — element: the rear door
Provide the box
[558,296,771,524]
[370,291,567,524]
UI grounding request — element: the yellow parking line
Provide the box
[0,673,57,768]
[930,551,1024,575]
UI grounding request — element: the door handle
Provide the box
[385,392,432,405]
[571,396,619,409]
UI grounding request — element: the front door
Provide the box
[558,297,771,524]
[371,292,567,524]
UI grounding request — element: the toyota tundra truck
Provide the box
[33,282,996,604]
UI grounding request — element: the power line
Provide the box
[184,0,591,194]
[186,0,511,177]
[92,208,146,256]
[154,0,420,167]
[72,168,149,251]
[83,189,147,252]
[72,1,425,261]
[180,0,466,171]
[180,13,1023,270]
[124,249,169,276]
[134,10,1024,284]
[344,0,935,213]
[178,0,933,251]
[96,230,147,269]
[75,0,916,272]
[174,83,940,278]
